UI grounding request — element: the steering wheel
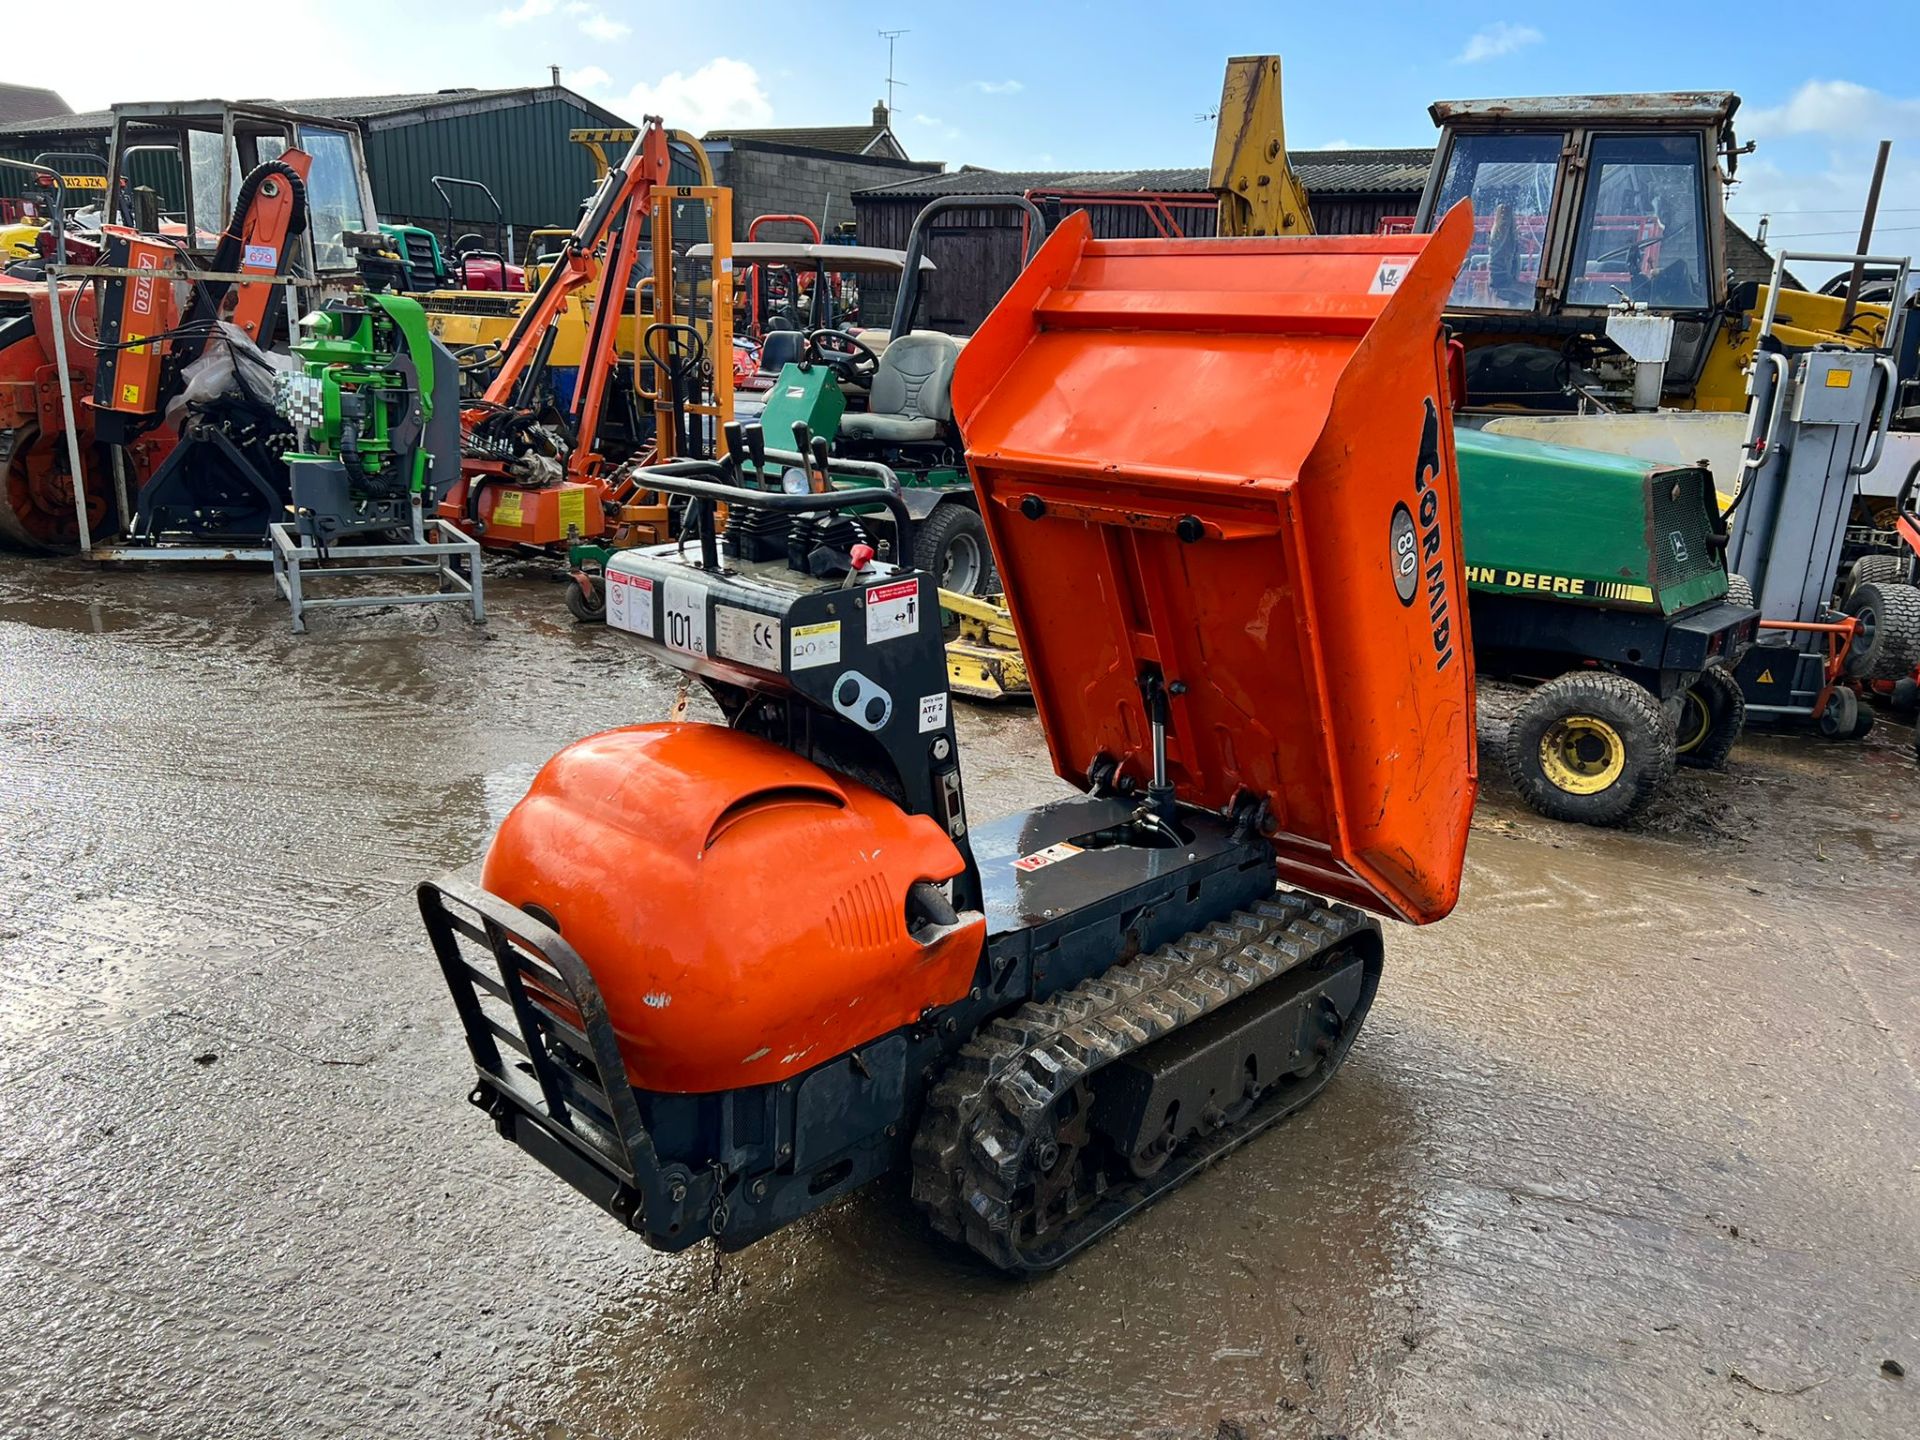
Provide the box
[452,231,486,257]
[804,328,880,387]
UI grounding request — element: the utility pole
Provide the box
[878,29,910,117]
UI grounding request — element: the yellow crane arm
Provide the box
[1210,55,1315,238]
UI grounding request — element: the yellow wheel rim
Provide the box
[1675,690,1711,754]
[1539,714,1626,794]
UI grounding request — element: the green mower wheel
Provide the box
[1504,671,1676,826]
[914,503,998,598]
[1675,667,1745,770]
[1845,553,1910,600]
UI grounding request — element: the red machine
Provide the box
[420,204,1477,1271]
[0,153,308,550]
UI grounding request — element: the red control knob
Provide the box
[849,543,875,571]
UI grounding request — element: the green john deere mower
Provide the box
[1456,428,1759,825]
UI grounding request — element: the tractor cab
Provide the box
[102,101,379,291]
[1413,92,1739,413]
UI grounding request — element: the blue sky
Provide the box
[18,1,1920,260]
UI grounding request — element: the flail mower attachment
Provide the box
[420,203,1478,1270]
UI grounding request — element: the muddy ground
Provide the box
[1,558,1915,1440]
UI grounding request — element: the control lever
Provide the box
[743,423,768,486]
[721,421,745,483]
[809,436,834,495]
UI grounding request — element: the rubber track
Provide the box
[910,890,1378,1272]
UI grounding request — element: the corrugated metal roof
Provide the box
[0,84,70,126]
[705,123,903,157]
[856,148,1436,201]
[0,86,630,139]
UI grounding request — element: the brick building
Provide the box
[702,104,943,239]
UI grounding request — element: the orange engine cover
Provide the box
[441,468,607,548]
[949,204,1480,925]
[481,723,985,1093]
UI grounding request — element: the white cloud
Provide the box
[564,0,589,10]
[1453,22,1542,64]
[970,79,1023,95]
[907,112,963,141]
[568,65,612,93]
[1743,80,1920,140]
[578,10,629,40]
[494,0,557,24]
[615,57,772,134]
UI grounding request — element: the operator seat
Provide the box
[838,330,959,444]
[758,329,806,374]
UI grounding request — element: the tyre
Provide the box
[1725,572,1754,608]
[1817,685,1861,740]
[1845,552,1909,599]
[1675,667,1745,770]
[565,572,606,623]
[1842,581,1920,681]
[1891,676,1919,715]
[1503,671,1677,826]
[913,502,998,597]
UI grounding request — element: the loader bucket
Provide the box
[949,204,1478,924]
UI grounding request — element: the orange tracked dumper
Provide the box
[420,203,1478,1270]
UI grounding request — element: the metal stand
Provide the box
[269,500,484,634]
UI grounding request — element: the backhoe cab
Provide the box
[1414,92,1741,413]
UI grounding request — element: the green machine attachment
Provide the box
[275,293,461,544]
[1453,427,1759,826]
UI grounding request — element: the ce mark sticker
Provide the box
[715,605,782,669]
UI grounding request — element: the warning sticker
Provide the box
[605,571,653,636]
[1014,841,1082,874]
[790,620,841,669]
[243,243,278,269]
[716,605,782,669]
[492,490,525,527]
[557,487,587,535]
[1368,256,1415,295]
[865,578,921,643]
[662,575,708,657]
[918,692,949,733]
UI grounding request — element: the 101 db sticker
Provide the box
[662,575,708,657]
[606,571,654,636]
[866,578,921,643]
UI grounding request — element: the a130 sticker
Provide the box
[662,575,707,657]
[866,578,920,642]
[790,620,841,669]
[606,571,654,635]
[715,605,782,669]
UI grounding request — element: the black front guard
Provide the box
[418,878,714,1249]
